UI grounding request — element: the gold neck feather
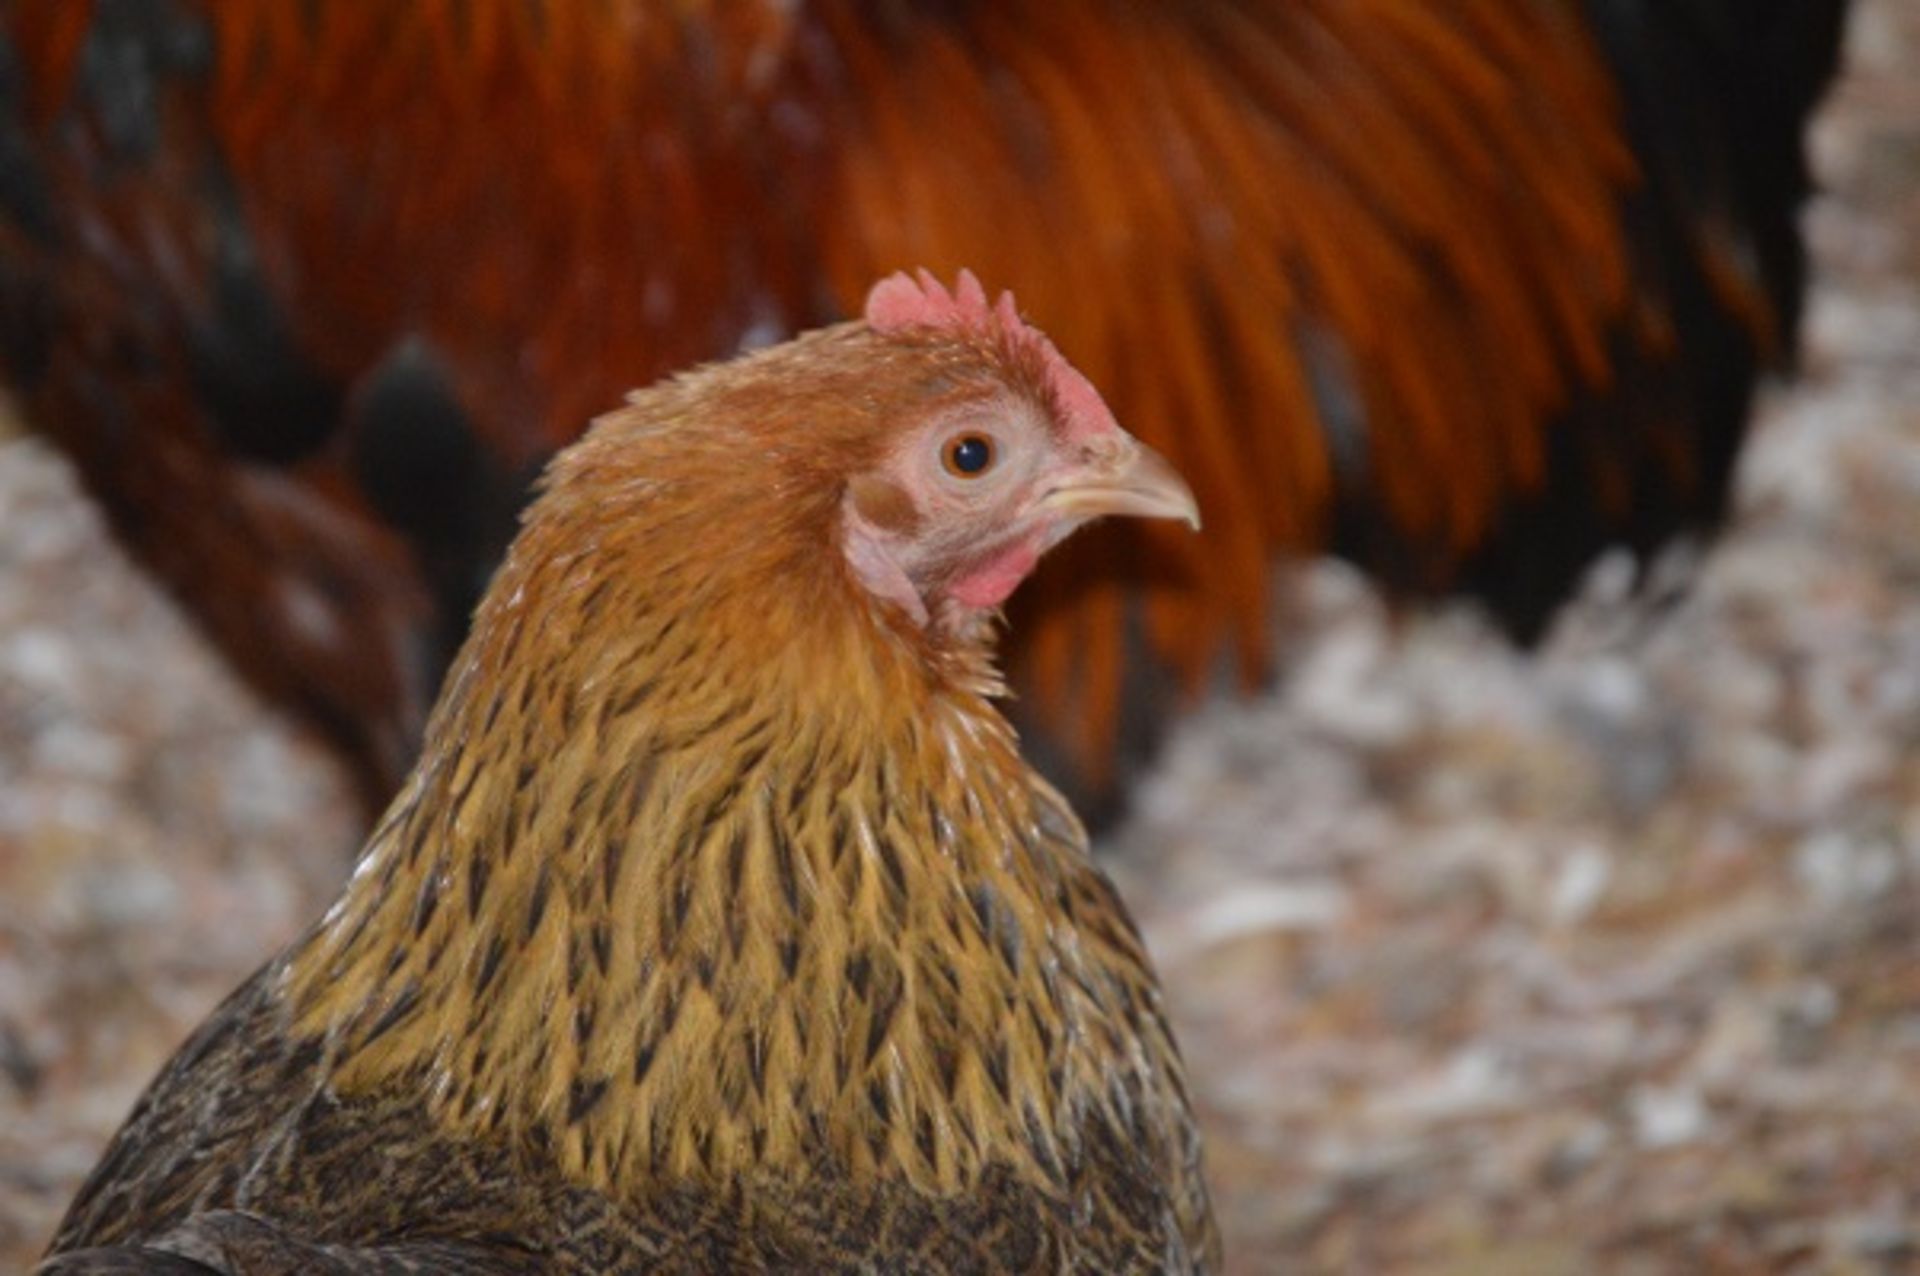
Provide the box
[279,383,1191,1203]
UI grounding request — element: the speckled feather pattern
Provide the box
[40,319,1219,1273]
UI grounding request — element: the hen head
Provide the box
[531,268,1196,669]
[840,269,1199,630]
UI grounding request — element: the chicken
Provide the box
[0,1,1850,816]
[36,272,1219,1274]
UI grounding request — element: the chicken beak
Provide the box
[1041,437,1201,531]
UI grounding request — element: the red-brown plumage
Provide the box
[0,0,1848,815]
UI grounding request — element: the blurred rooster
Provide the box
[0,1,1849,815]
[41,272,1218,1274]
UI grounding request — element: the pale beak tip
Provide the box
[1127,443,1202,533]
[1158,485,1203,533]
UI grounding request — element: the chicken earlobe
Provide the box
[841,488,930,625]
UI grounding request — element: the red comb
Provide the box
[864,268,1118,443]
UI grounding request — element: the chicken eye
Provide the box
[942,433,997,478]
